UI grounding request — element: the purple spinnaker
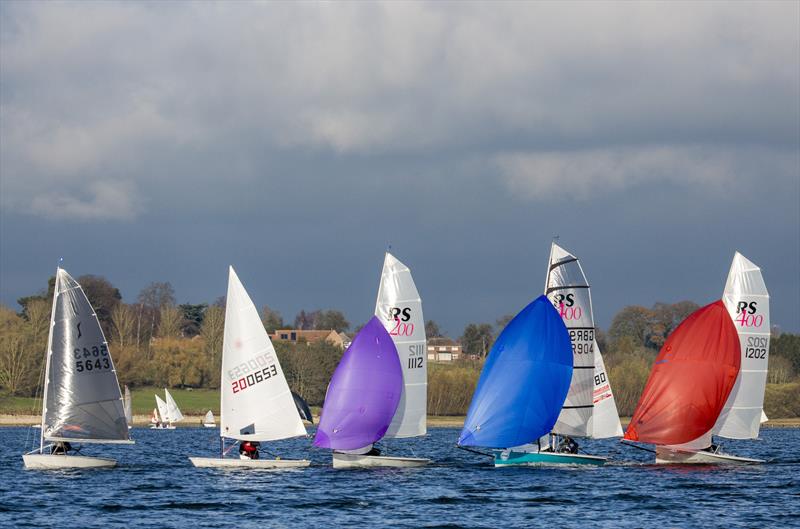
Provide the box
[313,316,403,450]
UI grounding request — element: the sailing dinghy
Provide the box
[202,410,216,428]
[315,317,424,468]
[190,267,309,469]
[625,252,769,464]
[22,268,132,469]
[458,295,603,466]
[151,394,175,429]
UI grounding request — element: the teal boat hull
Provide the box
[493,450,606,467]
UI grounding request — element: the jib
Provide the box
[388,307,412,322]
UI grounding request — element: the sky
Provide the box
[1,1,798,336]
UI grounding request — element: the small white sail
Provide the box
[374,253,427,438]
[545,243,595,438]
[761,410,768,424]
[591,348,623,438]
[155,395,169,424]
[164,389,184,423]
[123,385,133,426]
[204,410,215,425]
[713,252,770,439]
[220,266,305,441]
[41,269,130,444]
[150,407,159,424]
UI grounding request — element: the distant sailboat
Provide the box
[22,268,133,469]
[190,267,309,469]
[458,295,604,466]
[315,317,425,468]
[124,385,133,430]
[151,394,175,429]
[165,389,184,424]
[624,253,769,464]
[202,411,216,428]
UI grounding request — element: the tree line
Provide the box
[1,275,798,417]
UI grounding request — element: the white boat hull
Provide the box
[332,453,431,469]
[150,425,176,430]
[202,424,216,428]
[655,446,764,465]
[23,453,116,469]
[189,457,310,469]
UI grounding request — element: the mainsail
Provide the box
[220,267,305,442]
[458,295,572,448]
[155,395,169,424]
[204,410,215,425]
[164,389,184,423]
[374,252,427,438]
[41,268,130,444]
[624,301,741,448]
[713,252,771,439]
[314,317,403,450]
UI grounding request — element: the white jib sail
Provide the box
[545,243,596,438]
[204,410,215,425]
[374,252,427,438]
[220,266,306,442]
[165,389,184,423]
[591,348,623,438]
[713,252,771,439]
[41,268,131,444]
[155,395,169,423]
[124,385,133,425]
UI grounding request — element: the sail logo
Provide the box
[551,293,582,320]
[387,307,415,336]
[735,301,763,328]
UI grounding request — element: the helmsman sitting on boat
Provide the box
[239,441,260,460]
[51,442,73,455]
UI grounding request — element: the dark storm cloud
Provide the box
[1,1,798,333]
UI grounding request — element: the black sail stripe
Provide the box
[549,257,579,271]
[546,285,590,294]
[561,405,594,409]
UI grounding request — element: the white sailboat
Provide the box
[151,394,175,429]
[498,243,621,465]
[165,389,184,423]
[655,252,770,464]
[189,267,309,469]
[22,268,133,469]
[332,252,431,468]
[202,410,216,428]
[123,385,133,429]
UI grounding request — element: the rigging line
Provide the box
[620,440,656,454]
[456,445,494,459]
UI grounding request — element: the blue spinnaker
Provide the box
[458,295,573,448]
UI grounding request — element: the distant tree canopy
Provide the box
[261,306,284,333]
[608,301,699,350]
[180,303,207,337]
[425,320,442,338]
[461,323,494,357]
[292,309,349,333]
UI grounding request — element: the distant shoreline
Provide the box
[2,414,800,428]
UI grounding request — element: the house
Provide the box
[427,337,463,363]
[270,329,349,349]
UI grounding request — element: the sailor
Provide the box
[558,436,579,454]
[239,441,260,460]
[51,441,72,455]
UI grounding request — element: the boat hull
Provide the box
[22,454,116,469]
[332,453,431,469]
[655,446,764,465]
[202,424,216,428]
[493,450,606,467]
[188,457,310,469]
[150,425,176,430]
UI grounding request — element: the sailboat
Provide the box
[190,267,309,469]
[328,252,432,468]
[22,268,133,469]
[625,252,770,464]
[123,385,133,429]
[202,411,216,428]
[151,394,175,429]
[458,295,602,466]
[314,317,424,468]
[164,389,184,424]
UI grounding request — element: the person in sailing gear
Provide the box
[51,441,72,455]
[239,441,260,460]
[557,436,579,454]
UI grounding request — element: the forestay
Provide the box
[544,243,596,438]
[374,252,427,438]
[220,267,305,442]
[714,252,770,439]
[458,295,572,449]
[165,389,184,423]
[43,269,130,443]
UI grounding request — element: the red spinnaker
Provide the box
[623,300,740,446]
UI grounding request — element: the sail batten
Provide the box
[374,253,427,439]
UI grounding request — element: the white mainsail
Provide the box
[204,410,215,425]
[164,389,184,423]
[123,385,133,426]
[220,267,306,441]
[545,243,622,439]
[713,252,770,439]
[155,395,169,424]
[374,253,427,438]
[40,268,131,445]
[592,347,624,438]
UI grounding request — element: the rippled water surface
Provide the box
[2,427,799,528]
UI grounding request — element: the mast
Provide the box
[39,268,61,453]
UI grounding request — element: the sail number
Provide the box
[745,336,768,359]
[229,352,279,394]
[73,345,111,373]
[568,329,594,354]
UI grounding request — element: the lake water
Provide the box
[2,426,798,528]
